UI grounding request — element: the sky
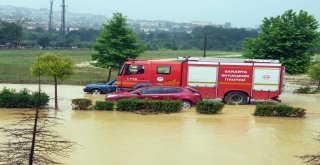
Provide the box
[1,0,319,28]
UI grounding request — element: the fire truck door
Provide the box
[152,65,181,86]
[187,64,218,98]
[253,67,281,91]
[121,64,148,88]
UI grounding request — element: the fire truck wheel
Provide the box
[225,92,248,105]
[182,100,192,109]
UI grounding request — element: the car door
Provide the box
[138,87,164,100]
[162,87,184,100]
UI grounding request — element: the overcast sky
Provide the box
[1,0,319,28]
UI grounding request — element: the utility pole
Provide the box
[48,0,54,36]
[203,32,207,58]
[61,0,66,45]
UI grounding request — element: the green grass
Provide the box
[0,49,242,85]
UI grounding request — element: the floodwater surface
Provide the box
[0,84,319,165]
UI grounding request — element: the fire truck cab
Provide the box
[117,58,285,104]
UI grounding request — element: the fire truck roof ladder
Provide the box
[177,57,279,64]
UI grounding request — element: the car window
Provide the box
[140,87,163,94]
[187,88,200,93]
[163,88,183,93]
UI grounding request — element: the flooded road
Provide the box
[0,83,319,165]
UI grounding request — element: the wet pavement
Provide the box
[0,83,319,165]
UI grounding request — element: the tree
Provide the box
[0,19,24,48]
[30,53,75,109]
[243,10,320,74]
[37,36,50,48]
[308,61,320,89]
[299,135,320,164]
[0,110,75,164]
[92,12,145,81]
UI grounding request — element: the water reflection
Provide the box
[0,83,319,165]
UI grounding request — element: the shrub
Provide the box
[0,88,17,108]
[116,99,182,113]
[148,100,182,113]
[294,86,319,94]
[94,101,114,111]
[31,92,50,108]
[0,88,49,108]
[72,98,92,110]
[254,104,306,117]
[292,108,307,118]
[254,105,275,116]
[116,98,141,111]
[196,100,224,114]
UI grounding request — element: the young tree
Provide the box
[30,53,75,109]
[92,12,145,81]
[243,10,320,74]
[308,61,320,89]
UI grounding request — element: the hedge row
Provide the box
[72,99,115,111]
[0,88,49,108]
[254,104,306,117]
[94,101,114,111]
[196,100,224,114]
[116,99,182,113]
[72,98,182,112]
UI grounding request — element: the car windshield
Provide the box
[107,79,117,85]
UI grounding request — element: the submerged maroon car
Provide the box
[105,86,202,108]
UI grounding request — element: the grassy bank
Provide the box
[0,49,241,85]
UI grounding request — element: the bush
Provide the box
[254,105,275,116]
[148,100,182,113]
[254,104,306,117]
[116,98,141,111]
[0,88,49,108]
[72,98,92,110]
[294,86,319,94]
[116,99,182,113]
[292,108,307,118]
[31,92,50,108]
[196,100,224,114]
[94,101,114,111]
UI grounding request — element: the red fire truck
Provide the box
[116,58,285,104]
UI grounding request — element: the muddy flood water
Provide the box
[0,83,319,165]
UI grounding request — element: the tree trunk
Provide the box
[318,80,320,89]
[107,68,112,82]
[54,76,58,109]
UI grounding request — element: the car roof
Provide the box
[135,86,185,91]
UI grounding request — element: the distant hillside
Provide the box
[0,5,108,29]
[0,5,232,32]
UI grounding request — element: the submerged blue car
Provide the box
[83,79,117,94]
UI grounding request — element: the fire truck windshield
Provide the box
[118,64,125,76]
